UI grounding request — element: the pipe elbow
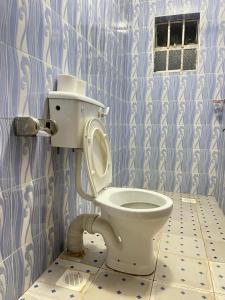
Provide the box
[92,216,122,250]
[67,214,121,256]
[67,214,98,255]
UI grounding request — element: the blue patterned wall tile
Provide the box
[33,177,48,235]
[204,0,222,21]
[151,76,165,101]
[9,131,38,186]
[148,125,161,148]
[17,52,36,116]
[42,4,53,65]
[27,0,44,59]
[180,173,193,194]
[45,226,55,265]
[8,48,48,118]
[53,221,63,259]
[147,148,160,170]
[50,0,62,16]
[198,47,219,74]
[0,1,18,47]
[182,101,196,125]
[197,173,211,195]
[50,10,63,68]
[180,149,193,173]
[80,0,89,40]
[36,138,54,179]
[61,21,70,73]
[165,125,178,149]
[67,166,77,222]
[11,183,34,252]
[12,243,34,299]
[0,255,14,300]
[0,43,8,117]
[52,148,66,173]
[145,170,160,190]
[164,171,176,192]
[0,119,11,191]
[66,0,79,29]
[38,231,49,275]
[16,0,29,53]
[0,191,12,263]
[67,26,78,75]
[165,148,177,172]
[7,46,20,117]
[154,0,166,17]
[200,21,221,48]
[215,74,225,100]
[33,233,48,281]
[184,125,203,149]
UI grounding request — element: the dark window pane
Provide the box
[156,23,168,47]
[170,22,183,46]
[154,51,167,72]
[183,49,197,70]
[168,50,181,70]
[185,21,198,45]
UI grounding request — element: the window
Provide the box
[154,13,200,72]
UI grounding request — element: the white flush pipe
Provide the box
[75,149,95,202]
[71,150,121,256]
[67,214,121,256]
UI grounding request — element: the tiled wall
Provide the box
[124,0,225,199]
[0,1,129,299]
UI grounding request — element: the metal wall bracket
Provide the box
[14,116,58,137]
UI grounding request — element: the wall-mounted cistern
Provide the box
[14,116,58,137]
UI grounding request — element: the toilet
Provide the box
[81,117,173,275]
[48,75,173,275]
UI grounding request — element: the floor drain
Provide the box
[56,269,90,291]
[182,198,197,204]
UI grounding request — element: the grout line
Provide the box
[195,197,216,294]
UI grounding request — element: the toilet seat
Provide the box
[83,118,112,196]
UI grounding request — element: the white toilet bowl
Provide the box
[95,187,173,275]
[66,117,173,275]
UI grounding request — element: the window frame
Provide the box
[154,17,200,73]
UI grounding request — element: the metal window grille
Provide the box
[154,15,199,73]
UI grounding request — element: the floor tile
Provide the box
[215,293,225,300]
[83,232,106,247]
[82,268,152,300]
[164,219,203,238]
[38,258,98,291]
[19,293,47,300]
[60,231,106,268]
[155,252,213,291]
[197,210,225,227]
[209,262,225,294]
[205,240,225,263]
[55,257,100,274]
[201,224,225,242]
[160,233,207,259]
[150,281,215,300]
[27,281,83,300]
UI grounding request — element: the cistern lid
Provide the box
[83,118,112,196]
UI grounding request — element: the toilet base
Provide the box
[100,214,164,275]
[105,255,156,275]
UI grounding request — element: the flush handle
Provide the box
[98,107,110,118]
